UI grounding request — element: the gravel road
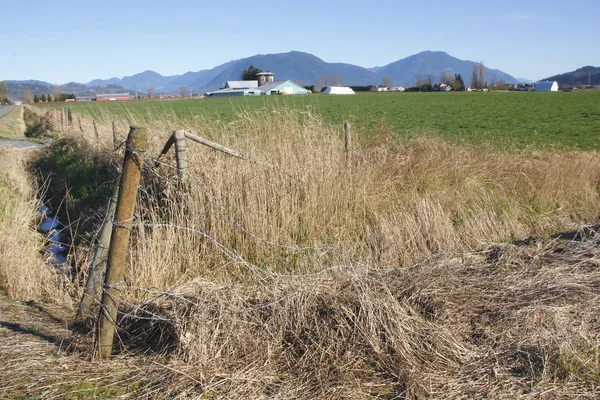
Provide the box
[0,105,17,118]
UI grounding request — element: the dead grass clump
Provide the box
[114,233,600,399]
[119,271,471,399]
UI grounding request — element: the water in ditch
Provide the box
[39,204,71,274]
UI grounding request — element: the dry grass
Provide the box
[0,106,25,136]
[0,148,71,304]
[2,106,598,398]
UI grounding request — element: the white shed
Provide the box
[534,81,559,91]
[323,86,355,95]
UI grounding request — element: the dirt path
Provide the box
[0,105,51,150]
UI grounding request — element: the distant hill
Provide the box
[11,50,521,95]
[373,51,519,86]
[517,78,535,84]
[4,80,131,100]
[199,51,376,91]
[541,66,600,88]
[165,60,237,92]
[5,79,53,87]
[87,70,181,92]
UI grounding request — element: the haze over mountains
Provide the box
[83,50,520,93]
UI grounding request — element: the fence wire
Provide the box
[91,141,439,326]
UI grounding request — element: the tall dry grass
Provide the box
[40,106,600,291]
[11,106,600,398]
[0,148,71,304]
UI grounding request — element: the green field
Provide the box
[45,91,600,149]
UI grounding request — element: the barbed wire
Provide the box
[146,153,336,254]
[87,142,441,325]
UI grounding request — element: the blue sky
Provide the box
[1,0,599,84]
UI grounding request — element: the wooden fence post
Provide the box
[344,121,351,163]
[112,121,118,148]
[60,109,64,129]
[174,130,187,179]
[76,186,119,322]
[97,126,147,359]
[93,120,99,139]
[67,109,73,127]
[78,116,83,132]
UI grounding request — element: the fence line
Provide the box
[83,123,373,358]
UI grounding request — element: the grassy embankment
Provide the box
[0,108,68,302]
[0,106,24,137]
[2,97,599,398]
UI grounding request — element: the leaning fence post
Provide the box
[76,186,119,322]
[97,126,147,359]
[344,121,352,163]
[67,109,73,127]
[93,120,99,139]
[174,130,188,180]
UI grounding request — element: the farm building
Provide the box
[206,72,310,97]
[324,86,355,95]
[256,71,274,86]
[224,80,259,89]
[259,80,310,95]
[534,81,559,91]
[94,93,131,101]
[205,87,262,98]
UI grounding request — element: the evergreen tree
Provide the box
[33,94,40,103]
[240,65,263,81]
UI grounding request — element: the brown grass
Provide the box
[2,106,598,398]
[0,148,71,303]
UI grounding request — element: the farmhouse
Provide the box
[206,72,310,98]
[94,93,131,101]
[533,81,559,91]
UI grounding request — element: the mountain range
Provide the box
[541,66,600,88]
[82,50,520,93]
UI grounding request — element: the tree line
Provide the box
[0,82,12,105]
[33,93,76,103]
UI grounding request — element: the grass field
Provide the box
[3,92,600,398]
[44,91,600,149]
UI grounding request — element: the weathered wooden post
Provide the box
[344,121,352,163]
[67,109,73,127]
[97,126,147,359]
[78,116,83,132]
[112,121,117,147]
[174,130,188,179]
[93,120,99,139]
[60,109,64,129]
[76,186,119,322]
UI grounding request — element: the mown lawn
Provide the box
[43,91,600,149]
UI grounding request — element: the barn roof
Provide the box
[258,81,287,93]
[225,80,258,89]
[259,80,308,93]
[96,93,131,98]
[535,81,558,90]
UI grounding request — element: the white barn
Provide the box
[324,86,355,95]
[534,81,559,92]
